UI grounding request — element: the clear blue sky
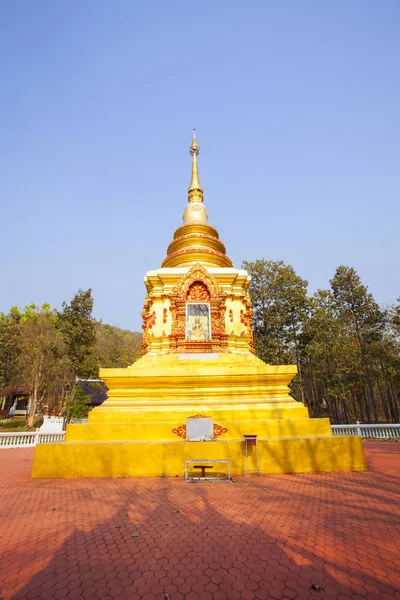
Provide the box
[1,1,399,330]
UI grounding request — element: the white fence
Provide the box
[39,416,65,433]
[331,422,400,439]
[0,432,66,448]
[1,424,399,448]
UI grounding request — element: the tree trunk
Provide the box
[352,316,378,421]
[27,378,39,428]
[27,357,43,428]
[379,360,399,422]
[350,394,358,422]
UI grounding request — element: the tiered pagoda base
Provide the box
[32,353,366,478]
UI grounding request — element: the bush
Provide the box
[67,385,91,420]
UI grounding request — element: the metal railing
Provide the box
[331,422,400,439]
[0,432,66,448]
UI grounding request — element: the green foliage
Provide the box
[0,309,21,394]
[67,385,90,420]
[242,259,309,364]
[243,259,400,423]
[0,290,141,420]
[330,266,386,345]
[57,289,99,379]
[16,304,67,427]
[300,289,363,420]
[329,266,388,421]
[96,322,142,368]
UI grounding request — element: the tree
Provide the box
[330,266,386,421]
[243,259,309,402]
[300,289,364,422]
[0,291,144,421]
[67,384,91,420]
[57,289,98,378]
[392,297,400,339]
[0,308,21,396]
[17,304,67,427]
[298,270,399,423]
[241,260,399,423]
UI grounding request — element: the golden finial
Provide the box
[189,129,200,157]
[188,129,203,203]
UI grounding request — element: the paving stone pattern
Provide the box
[0,443,399,600]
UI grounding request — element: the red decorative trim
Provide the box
[162,247,233,267]
[171,232,224,242]
[213,423,228,437]
[172,415,228,439]
[240,309,251,327]
[187,281,210,302]
[239,295,255,351]
[141,297,156,354]
[166,233,228,259]
[148,311,156,329]
[170,340,217,354]
[172,424,186,438]
[168,263,229,354]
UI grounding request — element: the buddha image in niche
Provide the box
[187,303,210,341]
[190,316,206,341]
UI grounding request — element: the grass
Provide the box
[0,418,44,432]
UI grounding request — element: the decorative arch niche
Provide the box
[186,281,210,303]
[169,263,228,353]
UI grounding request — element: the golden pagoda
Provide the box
[32,132,366,478]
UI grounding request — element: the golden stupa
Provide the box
[32,132,366,478]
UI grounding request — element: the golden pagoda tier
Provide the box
[32,132,366,478]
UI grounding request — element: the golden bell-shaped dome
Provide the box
[162,131,233,268]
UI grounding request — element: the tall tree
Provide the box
[242,259,309,403]
[17,304,67,427]
[300,289,364,422]
[0,308,21,396]
[330,266,385,421]
[392,297,400,338]
[57,289,99,379]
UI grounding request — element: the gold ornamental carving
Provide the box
[141,294,154,354]
[169,263,228,353]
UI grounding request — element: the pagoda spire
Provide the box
[188,129,204,203]
[161,130,233,268]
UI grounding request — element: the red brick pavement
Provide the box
[0,442,399,600]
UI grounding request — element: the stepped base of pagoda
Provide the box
[32,435,366,478]
[32,352,366,478]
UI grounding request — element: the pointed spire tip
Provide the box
[189,129,199,157]
[188,129,203,200]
